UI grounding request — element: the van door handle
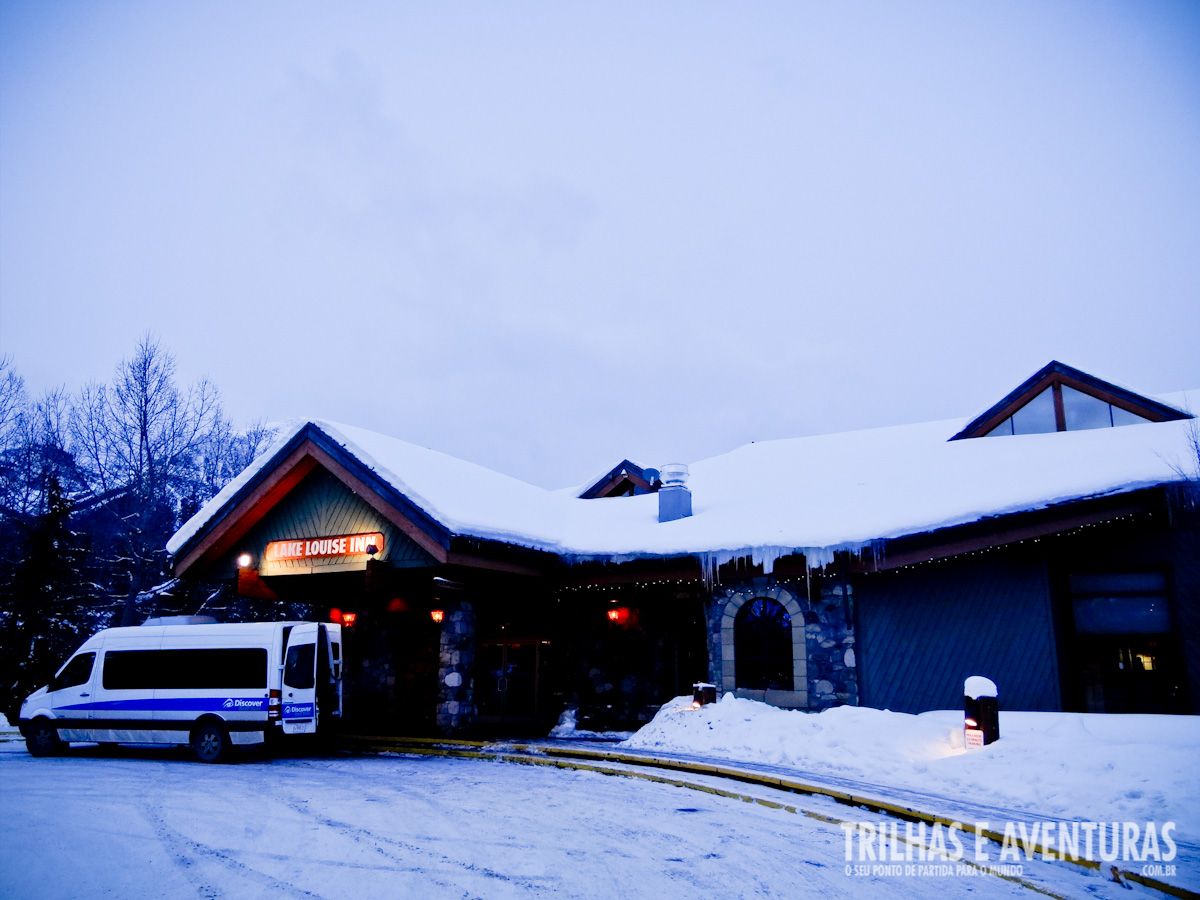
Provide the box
[80,692,90,697]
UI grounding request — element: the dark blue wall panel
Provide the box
[856,551,1061,713]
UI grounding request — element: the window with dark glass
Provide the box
[284,643,316,690]
[51,652,95,691]
[102,648,268,690]
[734,598,793,690]
[1070,573,1171,635]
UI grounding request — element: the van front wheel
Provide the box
[191,722,231,763]
[26,719,62,757]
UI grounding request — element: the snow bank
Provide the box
[622,696,1200,839]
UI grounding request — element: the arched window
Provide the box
[734,598,793,690]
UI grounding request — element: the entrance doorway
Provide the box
[1077,637,1184,714]
[475,639,552,732]
[1067,572,1187,714]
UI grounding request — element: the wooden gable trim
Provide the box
[174,437,449,577]
[305,442,450,564]
[174,441,319,576]
[950,361,1191,440]
[586,470,655,499]
[579,459,657,499]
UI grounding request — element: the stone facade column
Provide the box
[435,600,475,735]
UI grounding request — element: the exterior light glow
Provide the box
[341,612,357,628]
[237,553,252,568]
[606,607,631,625]
[431,609,444,624]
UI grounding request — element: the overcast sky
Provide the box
[2,1,1198,489]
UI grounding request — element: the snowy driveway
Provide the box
[1,743,1056,899]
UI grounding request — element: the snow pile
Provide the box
[547,707,634,741]
[622,695,1200,839]
[0,714,18,735]
[964,675,998,699]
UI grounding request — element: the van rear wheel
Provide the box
[191,722,231,763]
[26,719,62,757]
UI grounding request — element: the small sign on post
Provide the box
[964,676,999,748]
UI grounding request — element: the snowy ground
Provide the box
[0,741,1041,900]
[2,700,1196,898]
[621,697,1200,892]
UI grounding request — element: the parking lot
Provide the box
[0,741,1053,900]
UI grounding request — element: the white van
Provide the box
[17,618,343,762]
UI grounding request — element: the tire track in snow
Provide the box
[272,782,565,896]
[138,763,331,900]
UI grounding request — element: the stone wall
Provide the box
[435,601,476,734]
[706,574,857,710]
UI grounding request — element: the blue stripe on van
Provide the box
[58,697,267,712]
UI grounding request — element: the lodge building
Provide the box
[166,362,1200,734]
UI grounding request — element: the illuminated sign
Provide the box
[264,532,384,562]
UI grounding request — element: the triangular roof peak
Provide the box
[577,459,660,499]
[950,361,1192,441]
[169,422,452,577]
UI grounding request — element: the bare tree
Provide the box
[0,356,25,451]
[69,334,224,621]
[192,414,276,506]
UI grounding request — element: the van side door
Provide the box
[281,623,318,734]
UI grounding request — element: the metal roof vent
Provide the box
[141,615,220,626]
[658,463,692,522]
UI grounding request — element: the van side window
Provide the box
[284,643,315,690]
[103,649,268,690]
[51,652,95,691]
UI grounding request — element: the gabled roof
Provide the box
[950,360,1191,440]
[167,422,457,576]
[577,460,659,499]
[168,383,1198,577]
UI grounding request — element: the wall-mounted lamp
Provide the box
[606,607,631,625]
[237,553,252,568]
[366,543,379,558]
[430,609,445,624]
[341,612,357,628]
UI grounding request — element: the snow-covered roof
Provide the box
[168,392,1198,569]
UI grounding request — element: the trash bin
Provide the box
[964,676,999,748]
[693,682,716,707]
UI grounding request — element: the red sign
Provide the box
[265,532,384,563]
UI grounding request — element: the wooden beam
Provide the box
[445,552,547,577]
[557,559,703,586]
[858,499,1151,572]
